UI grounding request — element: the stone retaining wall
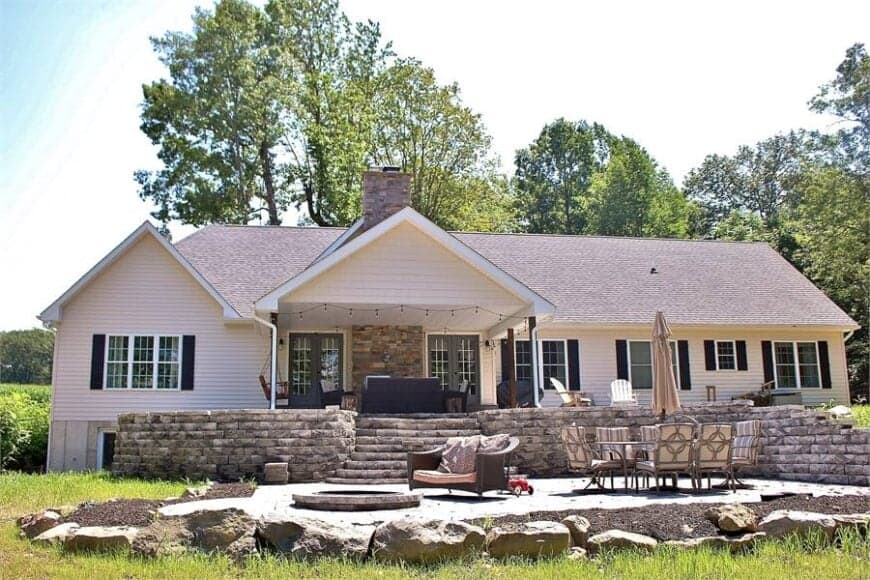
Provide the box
[477,401,870,486]
[113,402,869,486]
[112,409,355,482]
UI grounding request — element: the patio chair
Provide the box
[729,419,762,488]
[609,379,638,406]
[550,378,591,407]
[407,436,519,496]
[561,426,622,489]
[694,423,734,491]
[634,423,697,493]
[635,425,659,460]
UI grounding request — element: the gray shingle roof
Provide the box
[175,224,856,327]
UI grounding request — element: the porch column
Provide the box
[529,316,539,407]
[506,327,517,408]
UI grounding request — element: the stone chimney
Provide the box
[362,167,411,231]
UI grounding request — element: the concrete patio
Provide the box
[159,477,870,525]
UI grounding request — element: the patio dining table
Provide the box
[593,441,653,490]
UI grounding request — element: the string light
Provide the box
[279,303,529,322]
[323,304,328,312]
[375,309,379,319]
[298,311,303,321]
[349,308,353,318]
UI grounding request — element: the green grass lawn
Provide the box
[1,472,868,579]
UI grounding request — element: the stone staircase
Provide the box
[325,414,481,485]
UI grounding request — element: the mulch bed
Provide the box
[470,494,870,541]
[66,482,255,528]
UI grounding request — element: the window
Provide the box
[774,341,820,389]
[628,340,678,390]
[513,340,568,389]
[104,335,181,390]
[716,341,736,370]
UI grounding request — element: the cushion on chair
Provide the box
[413,470,477,485]
[479,433,511,454]
[438,435,482,473]
[731,435,756,460]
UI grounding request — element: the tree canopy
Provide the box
[0,329,54,385]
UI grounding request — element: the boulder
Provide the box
[371,518,485,564]
[257,514,374,560]
[704,504,758,534]
[664,532,766,552]
[587,530,657,554]
[485,521,571,559]
[64,526,139,552]
[561,515,591,548]
[18,510,63,539]
[180,484,211,499]
[32,523,80,546]
[758,510,837,540]
[833,513,870,533]
[567,546,588,560]
[132,507,256,558]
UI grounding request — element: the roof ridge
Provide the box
[451,231,769,245]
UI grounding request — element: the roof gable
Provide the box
[255,208,555,315]
[39,222,239,324]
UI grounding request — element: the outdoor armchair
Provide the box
[407,436,519,496]
[609,379,638,406]
[634,423,697,492]
[550,378,591,407]
[730,419,762,487]
[561,426,622,489]
[694,423,734,491]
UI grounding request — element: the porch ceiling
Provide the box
[274,301,528,331]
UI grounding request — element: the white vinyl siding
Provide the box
[715,340,736,370]
[774,341,821,389]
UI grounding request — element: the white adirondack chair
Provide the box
[609,379,638,406]
[550,378,591,407]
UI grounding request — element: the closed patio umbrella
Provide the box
[651,310,681,416]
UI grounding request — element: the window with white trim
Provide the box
[774,341,820,389]
[514,339,568,389]
[715,340,736,370]
[105,335,181,390]
[628,340,678,390]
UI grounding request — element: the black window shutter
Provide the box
[703,340,716,371]
[90,334,106,390]
[567,339,581,390]
[818,341,831,389]
[181,335,196,390]
[678,340,691,390]
[761,341,774,384]
[736,340,748,371]
[615,340,628,381]
[500,339,509,382]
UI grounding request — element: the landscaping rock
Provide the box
[703,504,758,534]
[132,507,256,558]
[257,514,374,560]
[664,532,766,552]
[587,530,657,554]
[64,526,139,552]
[567,546,588,560]
[561,515,591,548]
[180,483,212,499]
[18,510,63,539]
[833,513,870,533]
[32,523,80,546]
[485,521,571,559]
[371,518,485,564]
[758,510,837,540]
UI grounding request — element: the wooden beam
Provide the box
[506,327,517,408]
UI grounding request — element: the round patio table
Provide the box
[593,441,652,490]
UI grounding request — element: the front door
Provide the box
[428,334,481,407]
[288,333,343,408]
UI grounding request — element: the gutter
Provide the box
[531,325,541,407]
[253,314,278,411]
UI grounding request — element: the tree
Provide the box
[683,132,810,233]
[369,59,506,230]
[137,0,288,226]
[0,329,55,385]
[513,119,611,234]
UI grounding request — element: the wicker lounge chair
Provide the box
[408,436,519,496]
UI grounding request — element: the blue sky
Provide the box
[1,0,868,331]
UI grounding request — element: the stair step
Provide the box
[324,477,406,485]
[354,428,481,438]
[356,417,479,430]
[353,443,406,453]
[350,451,407,461]
[334,468,406,479]
[354,436,470,448]
[344,460,407,470]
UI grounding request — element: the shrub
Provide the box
[0,386,50,471]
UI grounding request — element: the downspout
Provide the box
[253,314,278,410]
[531,325,541,407]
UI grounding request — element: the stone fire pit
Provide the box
[292,490,422,511]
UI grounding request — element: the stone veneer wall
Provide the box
[112,409,354,482]
[477,401,870,486]
[350,325,424,390]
